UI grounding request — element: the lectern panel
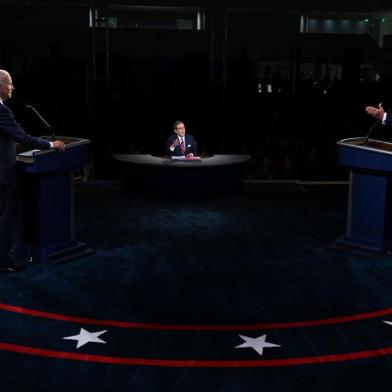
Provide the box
[332,137,392,256]
[16,135,92,263]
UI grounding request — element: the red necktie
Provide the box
[180,138,185,155]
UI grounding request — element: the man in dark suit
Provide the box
[0,69,65,274]
[365,103,392,126]
[166,120,198,157]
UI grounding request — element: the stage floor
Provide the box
[0,181,391,391]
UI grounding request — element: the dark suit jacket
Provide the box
[166,134,198,157]
[0,103,51,184]
[386,113,392,127]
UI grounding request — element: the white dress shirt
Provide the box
[170,136,184,152]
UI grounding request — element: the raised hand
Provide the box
[171,138,179,148]
[365,103,385,121]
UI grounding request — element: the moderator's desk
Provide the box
[331,137,392,257]
[113,154,251,194]
[16,136,93,263]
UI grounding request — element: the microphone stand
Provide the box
[363,119,380,145]
[25,104,55,141]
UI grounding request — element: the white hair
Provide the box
[0,70,10,86]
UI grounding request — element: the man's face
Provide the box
[0,73,14,101]
[174,123,186,137]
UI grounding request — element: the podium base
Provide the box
[330,235,387,258]
[21,240,94,264]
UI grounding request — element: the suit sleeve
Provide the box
[191,136,198,156]
[386,113,392,128]
[166,135,175,155]
[0,106,51,150]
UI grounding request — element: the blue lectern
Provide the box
[16,136,92,263]
[332,137,392,257]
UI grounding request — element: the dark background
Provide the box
[1,0,392,180]
[2,3,392,389]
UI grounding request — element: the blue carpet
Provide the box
[0,182,391,391]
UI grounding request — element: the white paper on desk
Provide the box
[18,149,41,157]
[171,156,186,160]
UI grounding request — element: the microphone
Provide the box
[25,104,55,141]
[363,119,380,145]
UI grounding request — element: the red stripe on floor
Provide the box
[1,341,392,367]
[1,303,392,331]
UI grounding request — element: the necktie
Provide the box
[180,138,185,155]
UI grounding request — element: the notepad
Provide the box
[18,149,41,157]
[171,156,202,161]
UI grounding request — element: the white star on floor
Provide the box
[63,328,108,349]
[235,334,281,356]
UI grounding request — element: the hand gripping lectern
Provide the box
[16,136,93,263]
[332,137,392,257]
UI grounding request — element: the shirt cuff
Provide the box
[382,113,387,125]
[49,142,53,148]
